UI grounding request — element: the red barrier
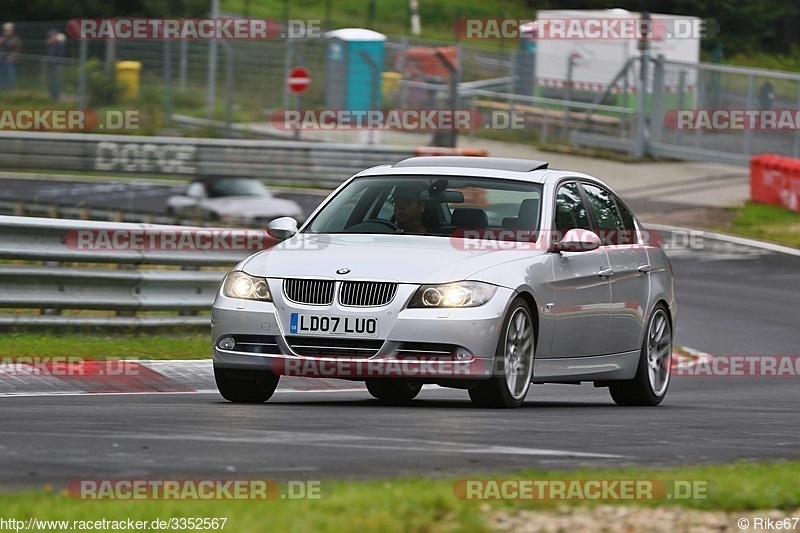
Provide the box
[750,154,800,213]
[413,146,489,157]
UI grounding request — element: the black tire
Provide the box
[469,297,535,408]
[365,379,422,404]
[609,305,672,406]
[214,367,279,403]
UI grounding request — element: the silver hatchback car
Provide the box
[212,157,675,408]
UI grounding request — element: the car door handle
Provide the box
[599,267,614,277]
[637,264,652,273]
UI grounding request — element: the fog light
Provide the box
[455,348,472,361]
[218,337,235,350]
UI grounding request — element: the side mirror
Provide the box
[268,217,299,241]
[548,229,602,253]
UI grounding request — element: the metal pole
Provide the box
[693,67,705,149]
[563,54,575,138]
[634,54,649,157]
[358,50,380,145]
[164,40,173,128]
[399,36,409,109]
[223,42,233,138]
[634,12,652,158]
[78,39,88,108]
[206,0,219,119]
[649,54,665,149]
[104,39,116,80]
[283,41,293,110]
[677,70,686,110]
[744,74,755,157]
[179,40,188,94]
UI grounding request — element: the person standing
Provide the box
[46,29,65,101]
[0,22,22,91]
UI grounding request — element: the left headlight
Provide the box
[221,271,272,302]
[408,281,498,308]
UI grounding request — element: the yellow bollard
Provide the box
[115,61,142,99]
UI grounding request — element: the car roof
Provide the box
[354,156,606,187]
[393,156,549,172]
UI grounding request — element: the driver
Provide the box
[392,186,428,233]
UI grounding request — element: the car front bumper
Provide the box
[211,282,515,381]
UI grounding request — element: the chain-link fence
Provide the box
[3,20,800,164]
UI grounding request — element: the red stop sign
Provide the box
[287,66,311,95]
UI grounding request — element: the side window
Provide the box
[614,196,638,244]
[581,183,624,245]
[554,182,591,236]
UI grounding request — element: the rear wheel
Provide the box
[214,367,279,403]
[469,298,535,408]
[365,379,422,404]
[609,306,672,406]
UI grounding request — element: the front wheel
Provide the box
[609,306,672,406]
[469,297,535,408]
[214,367,279,403]
[365,379,422,404]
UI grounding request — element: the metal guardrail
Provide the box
[0,215,256,328]
[0,131,415,187]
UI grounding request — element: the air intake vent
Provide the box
[285,336,383,358]
[283,279,335,305]
[339,281,398,307]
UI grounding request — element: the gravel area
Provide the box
[487,505,800,532]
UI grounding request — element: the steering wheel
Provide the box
[344,219,400,233]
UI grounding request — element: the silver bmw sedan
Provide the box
[212,156,675,408]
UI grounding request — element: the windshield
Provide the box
[307,176,543,239]
[204,178,270,198]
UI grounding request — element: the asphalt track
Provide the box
[1,179,799,487]
[1,234,799,487]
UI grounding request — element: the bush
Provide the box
[86,57,123,107]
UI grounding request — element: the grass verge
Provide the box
[0,333,210,360]
[0,462,798,531]
[720,202,800,249]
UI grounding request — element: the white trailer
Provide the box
[532,9,701,98]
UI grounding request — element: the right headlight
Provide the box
[221,271,272,302]
[408,281,498,308]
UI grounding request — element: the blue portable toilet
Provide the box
[325,28,387,111]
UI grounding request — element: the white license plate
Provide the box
[289,313,379,337]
